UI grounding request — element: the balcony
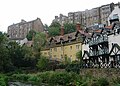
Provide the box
[97,35,108,44]
[89,40,98,46]
[98,49,109,55]
[89,50,98,56]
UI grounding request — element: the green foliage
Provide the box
[0,32,13,72]
[76,50,82,62]
[97,78,109,86]
[49,22,61,28]
[48,27,60,36]
[48,22,76,37]
[26,30,36,41]
[0,74,8,86]
[48,72,74,85]
[48,22,60,37]
[64,23,76,34]
[36,56,49,71]
[65,63,81,74]
[33,32,46,51]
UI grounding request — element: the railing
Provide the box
[97,36,108,43]
[98,49,109,55]
[89,35,108,46]
[89,40,97,46]
[89,50,98,56]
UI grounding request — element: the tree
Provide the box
[26,30,36,41]
[76,50,82,62]
[64,23,76,34]
[49,22,61,28]
[48,27,60,36]
[7,42,25,68]
[48,22,61,37]
[0,32,13,72]
[44,24,49,30]
[33,32,47,51]
[36,56,49,71]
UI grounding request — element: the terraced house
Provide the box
[41,23,89,61]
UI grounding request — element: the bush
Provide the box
[49,72,73,85]
[65,63,81,73]
[97,78,109,86]
[0,74,8,86]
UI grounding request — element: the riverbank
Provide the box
[0,68,120,86]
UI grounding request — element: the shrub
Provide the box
[97,78,109,86]
[48,72,73,85]
[0,74,8,86]
[65,63,81,73]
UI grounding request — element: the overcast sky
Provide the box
[0,0,119,32]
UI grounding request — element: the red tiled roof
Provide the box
[105,25,113,29]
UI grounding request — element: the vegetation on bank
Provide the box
[0,71,120,86]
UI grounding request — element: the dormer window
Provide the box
[68,36,72,42]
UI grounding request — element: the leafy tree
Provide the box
[76,50,82,62]
[49,22,61,28]
[7,42,25,68]
[48,27,60,36]
[26,30,36,41]
[64,23,76,34]
[44,24,49,30]
[36,56,49,71]
[21,45,36,68]
[33,32,47,51]
[48,22,61,37]
[0,32,13,72]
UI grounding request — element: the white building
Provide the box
[108,6,120,25]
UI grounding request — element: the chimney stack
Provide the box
[61,25,64,36]
[76,22,81,31]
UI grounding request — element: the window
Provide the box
[50,48,52,52]
[70,46,72,50]
[44,52,47,55]
[76,45,80,50]
[54,47,57,52]
[61,55,63,59]
[61,47,63,51]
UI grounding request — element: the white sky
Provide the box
[0,0,119,32]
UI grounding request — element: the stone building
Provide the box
[52,2,120,28]
[7,18,44,40]
[68,12,74,23]
[100,3,114,26]
[52,14,68,25]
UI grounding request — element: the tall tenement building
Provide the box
[7,18,44,40]
[100,3,114,26]
[52,14,68,25]
[52,2,119,27]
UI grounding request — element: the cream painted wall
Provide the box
[41,42,82,61]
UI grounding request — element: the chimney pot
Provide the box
[76,22,81,31]
[61,25,64,36]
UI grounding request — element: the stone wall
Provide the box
[80,68,120,80]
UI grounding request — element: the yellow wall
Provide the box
[64,42,82,61]
[41,49,50,58]
[41,42,82,61]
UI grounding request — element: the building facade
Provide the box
[41,23,83,61]
[7,18,44,40]
[52,14,68,25]
[52,2,120,28]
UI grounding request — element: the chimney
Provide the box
[61,25,64,36]
[76,22,81,31]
